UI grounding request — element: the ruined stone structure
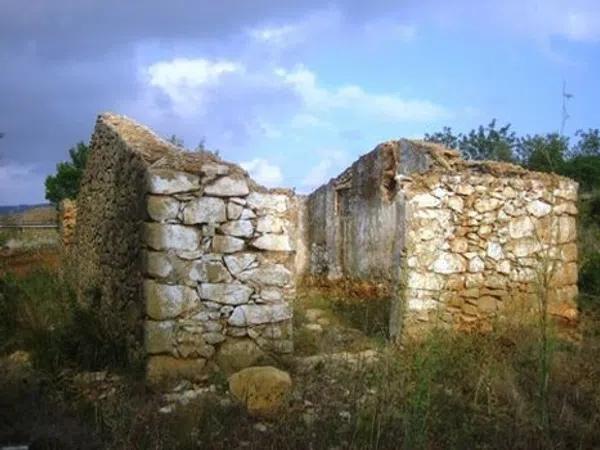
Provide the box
[76,114,296,386]
[75,113,578,385]
[302,141,579,337]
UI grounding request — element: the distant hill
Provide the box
[0,203,51,215]
[0,204,56,225]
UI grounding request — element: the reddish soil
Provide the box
[0,248,60,277]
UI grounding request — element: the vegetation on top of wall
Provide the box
[45,141,90,204]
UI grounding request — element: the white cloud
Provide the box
[276,65,450,122]
[146,58,244,115]
[301,149,350,191]
[240,158,284,187]
[247,8,341,49]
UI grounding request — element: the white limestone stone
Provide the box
[246,192,288,214]
[204,176,249,197]
[252,234,292,252]
[147,196,180,222]
[212,235,245,253]
[220,220,254,237]
[410,193,441,208]
[145,280,199,320]
[238,264,292,287]
[526,200,552,218]
[147,169,200,194]
[183,197,226,224]
[486,242,504,261]
[468,256,485,273]
[144,223,200,251]
[431,253,466,274]
[508,216,535,239]
[256,216,284,234]
[146,251,173,278]
[199,283,253,305]
[224,253,257,276]
[228,304,292,327]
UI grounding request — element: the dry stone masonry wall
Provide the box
[75,113,579,386]
[301,140,579,339]
[402,158,578,335]
[76,114,296,387]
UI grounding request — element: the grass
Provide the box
[2,246,600,448]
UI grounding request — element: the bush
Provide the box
[0,268,136,374]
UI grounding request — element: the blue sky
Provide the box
[1,0,599,204]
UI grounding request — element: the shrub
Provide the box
[0,268,137,375]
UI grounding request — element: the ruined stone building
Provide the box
[74,113,578,386]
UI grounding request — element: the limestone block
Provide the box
[260,287,284,303]
[147,195,180,222]
[227,202,243,220]
[511,239,541,258]
[410,193,441,208]
[486,242,504,261]
[199,283,253,305]
[474,198,501,213]
[407,298,438,311]
[189,260,208,282]
[238,264,292,287]
[145,320,175,354]
[228,304,292,326]
[145,280,199,320]
[431,253,466,274]
[557,216,576,244]
[553,183,578,201]
[240,208,257,219]
[252,234,292,252]
[447,196,464,213]
[561,243,578,262]
[144,223,200,251]
[407,271,444,291]
[229,366,292,418]
[468,256,485,273]
[205,261,233,283]
[220,220,254,237]
[224,253,257,276]
[256,216,285,233]
[183,197,226,224]
[526,200,552,218]
[147,356,206,387]
[147,169,200,194]
[553,203,578,215]
[204,176,249,197]
[450,237,468,253]
[455,184,475,196]
[212,235,245,253]
[146,251,173,278]
[246,192,288,215]
[508,216,534,239]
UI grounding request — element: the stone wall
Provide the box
[76,113,579,383]
[301,140,579,339]
[75,113,296,386]
[402,156,578,335]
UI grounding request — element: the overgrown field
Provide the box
[1,193,600,449]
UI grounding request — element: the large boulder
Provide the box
[228,366,292,418]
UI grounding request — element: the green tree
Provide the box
[423,126,460,149]
[45,142,90,204]
[425,120,517,162]
[574,128,600,156]
[518,133,568,173]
